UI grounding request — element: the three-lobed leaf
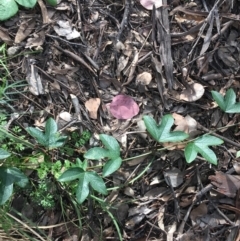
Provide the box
[0,167,28,205]
[26,118,67,149]
[211,88,240,113]
[143,114,189,143]
[184,135,223,165]
[84,134,122,176]
[58,168,107,204]
[58,167,84,182]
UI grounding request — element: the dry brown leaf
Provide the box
[25,31,45,49]
[0,28,13,45]
[136,72,152,85]
[26,64,44,96]
[15,18,36,44]
[124,47,139,84]
[59,112,72,122]
[162,142,186,150]
[85,98,101,119]
[190,203,208,222]
[37,0,51,24]
[200,12,214,55]
[179,195,194,207]
[122,40,133,57]
[172,113,197,134]
[116,55,129,78]
[172,113,187,132]
[180,83,205,102]
[209,171,240,198]
[124,187,135,197]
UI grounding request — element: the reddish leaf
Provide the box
[140,0,163,10]
[110,95,139,120]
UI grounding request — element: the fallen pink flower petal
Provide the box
[110,95,139,119]
[140,0,163,10]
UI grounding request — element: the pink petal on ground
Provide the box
[140,0,163,10]
[110,95,139,119]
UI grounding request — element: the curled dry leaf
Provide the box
[140,0,163,10]
[15,18,36,44]
[136,72,152,85]
[209,171,240,198]
[163,113,197,150]
[172,113,197,134]
[110,95,139,120]
[85,98,101,119]
[180,83,205,102]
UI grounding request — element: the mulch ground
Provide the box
[1,0,240,240]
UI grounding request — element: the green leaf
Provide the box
[58,168,107,204]
[143,115,189,143]
[236,150,240,158]
[88,172,107,195]
[103,157,122,177]
[0,0,18,21]
[26,127,46,145]
[184,143,197,163]
[0,149,10,159]
[76,172,90,204]
[84,147,110,160]
[84,134,122,175]
[26,118,67,148]
[100,134,120,157]
[7,168,28,187]
[211,89,240,113]
[15,0,37,8]
[0,167,28,186]
[45,0,57,6]
[58,167,84,182]
[45,118,58,137]
[0,184,13,205]
[184,135,223,165]
[0,167,28,205]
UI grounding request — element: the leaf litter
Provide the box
[1,0,240,240]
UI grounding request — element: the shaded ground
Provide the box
[1,0,240,240]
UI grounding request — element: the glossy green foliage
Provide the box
[184,135,223,165]
[26,118,68,149]
[211,88,240,113]
[143,114,189,143]
[84,134,122,177]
